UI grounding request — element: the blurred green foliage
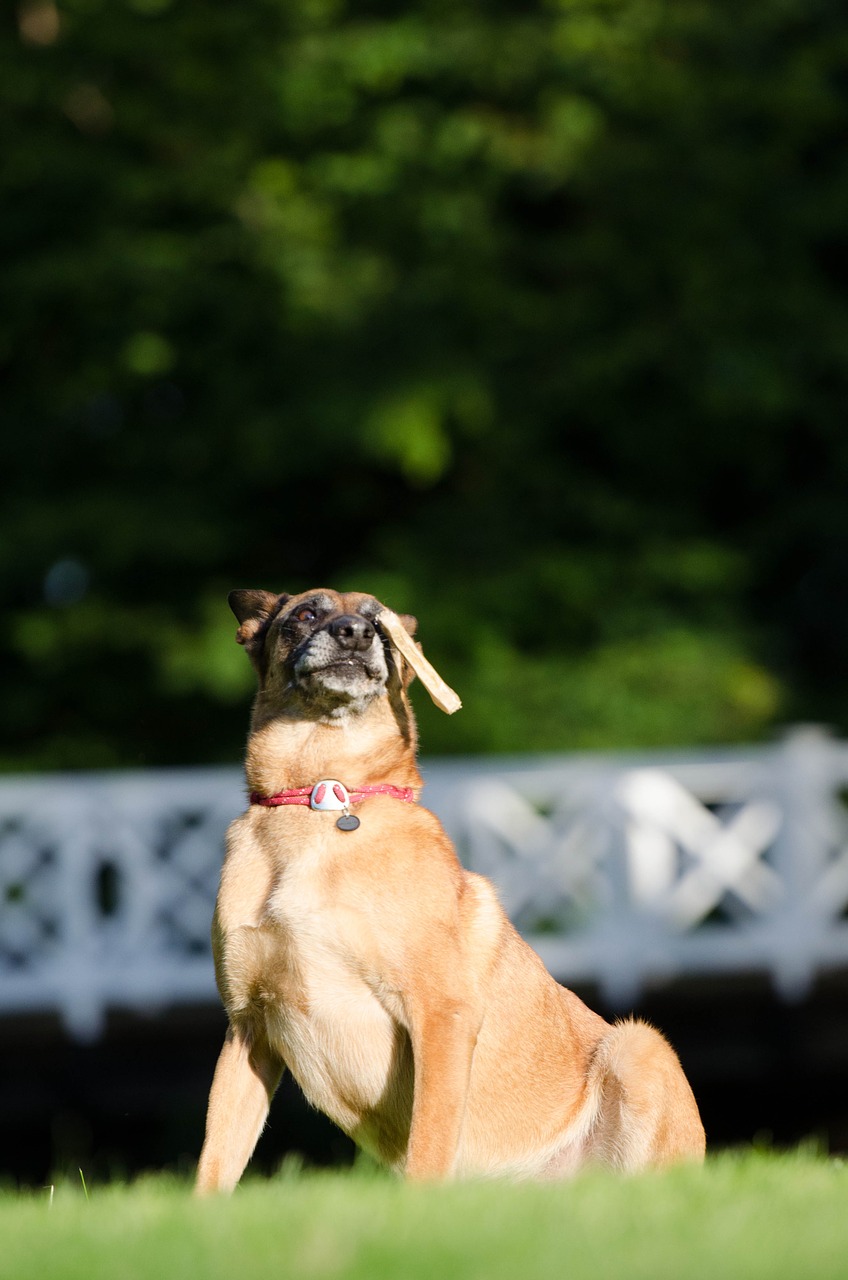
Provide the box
[3,0,848,768]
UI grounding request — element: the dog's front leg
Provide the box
[195,1024,284,1195]
[403,997,481,1181]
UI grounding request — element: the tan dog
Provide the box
[195,588,705,1193]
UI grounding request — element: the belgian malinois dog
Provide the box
[195,588,705,1192]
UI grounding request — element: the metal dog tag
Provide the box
[336,813,360,832]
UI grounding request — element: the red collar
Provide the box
[250,779,416,810]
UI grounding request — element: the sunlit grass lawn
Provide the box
[2,1148,846,1280]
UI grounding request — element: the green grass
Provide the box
[2,1149,847,1280]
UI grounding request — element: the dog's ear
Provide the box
[397,617,419,686]
[401,642,422,688]
[228,589,289,648]
[377,611,419,685]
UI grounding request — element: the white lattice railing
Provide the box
[3,729,848,1038]
[0,767,242,1039]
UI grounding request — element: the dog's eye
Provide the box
[295,607,317,623]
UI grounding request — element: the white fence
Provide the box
[3,728,848,1039]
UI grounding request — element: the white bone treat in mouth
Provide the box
[375,609,462,715]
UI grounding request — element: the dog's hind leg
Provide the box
[584,1019,705,1171]
[195,1024,284,1195]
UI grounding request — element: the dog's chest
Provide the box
[254,857,408,1131]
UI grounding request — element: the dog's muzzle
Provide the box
[293,615,388,689]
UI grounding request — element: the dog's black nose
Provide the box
[328,615,376,653]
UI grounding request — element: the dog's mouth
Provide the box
[299,657,385,686]
[290,627,390,710]
[308,656,376,678]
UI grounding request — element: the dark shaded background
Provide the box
[4,0,848,1182]
[5,0,848,771]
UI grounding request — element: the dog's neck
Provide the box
[244,692,422,797]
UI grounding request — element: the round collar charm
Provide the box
[309,780,350,811]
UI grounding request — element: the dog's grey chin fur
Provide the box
[288,668,386,721]
[294,631,388,685]
[299,662,383,693]
[291,657,389,718]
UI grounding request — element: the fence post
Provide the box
[768,726,836,999]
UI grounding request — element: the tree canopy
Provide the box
[4,0,848,769]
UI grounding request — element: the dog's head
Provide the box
[229,588,418,718]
